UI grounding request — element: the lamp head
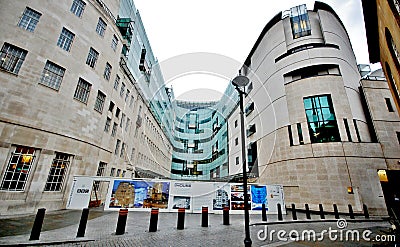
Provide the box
[232,75,249,87]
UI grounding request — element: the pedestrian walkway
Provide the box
[0,209,396,246]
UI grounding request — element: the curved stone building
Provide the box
[228,2,400,214]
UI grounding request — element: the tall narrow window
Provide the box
[110,167,115,176]
[111,34,118,51]
[353,119,361,142]
[44,152,71,191]
[290,4,311,39]
[288,125,294,146]
[108,101,115,112]
[86,47,98,68]
[397,132,400,145]
[120,143,126,158]
[111,122,117,137]
[94,161,106,191]
[0,146,36,191]
[18,7,41,32]
[120,82,125,97]
[57,28,75,52]
[104,62,112,80]
[125,89,130,102]
[235,157,239,165]
[96,17,107,37]
[385,98,394,112]
[235,137,239,146]
[130,95,135,107]
[297,123,304,145]
[126,117,130,131]
[343,118,352,142]
[303,95,341,143]
[73,78,91,104]
[120,113,126,128]
[104,117,111,132]
[0,43,27,74]
[39,61,65,90]
[115,139,121,155]
[94,90,106,113]
[114,75,120,90]
[70,0,86,17]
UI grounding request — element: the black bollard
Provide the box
[291,204,297,220]
[149,208,159,232]
[333,204,339,219]
[348,204,355,219]
[116,208,128,235]
[29,208,46,240]
[363,204,369,219]
[319,204,325,219]
[262,203,267,222]
[277,203,283,221]
[76,208,89,237]
[201,206,208,227]
[305,204,311,220]
[177,208,185,230]
[223,206,230,225]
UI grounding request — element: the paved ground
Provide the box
[0,209,398,246]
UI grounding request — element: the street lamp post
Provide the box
[232,75,252,247]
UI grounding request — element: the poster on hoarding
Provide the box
[212,182,230,211]
[266,184,285,214]
[169,181,193,211]
[191,182,214,213]
[106,179,170,210]
[230,183,251,211]
[251,185,267,210]
[66,176,93,209]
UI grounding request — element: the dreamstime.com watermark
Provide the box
[257,219,396,243]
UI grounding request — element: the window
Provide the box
[246,82,253,95]
[397,132,400,145]
[122,171,126,177]
[96,17,107,37]
[235,137,238,146]
[114,75,120,90]
[70,0,86,17]
[94,90,106,113]
[110,167,115,176]
[111,35,118,51]
[111,122,118,137]
[115,139,121,155]
[57,28,74,52]
[120,113,126,128]
[297,123,304,145]
[290,4,311,39]
[104,62,112,81]
[104,117,111,132]
[343,118,352,142]
[109,101,115,112]
[126,117,130,131]
[303,95,341,143]
[115,107,120,118]
[235,157,239,165]
[353,119,361,142]
[288,125,293,146]
[120,143,126,158]
[385,98,394,112]
[73,78,91,103]
[18,7,41,32]
[130,95,135,107]
[0,43,27,74]
[116,169,121,177]
[120,82,125,97]
[130,148,135,161]
[246,124,256,137]
[86,47,98,68]
[39,61,65,90]
[235,120,238,128]
[44,152,71,191]
[0,146,36,191]
[245,102,254,116]
[125,89,130,102]
[96,162,107,176]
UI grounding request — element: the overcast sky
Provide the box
[133,0,376,101]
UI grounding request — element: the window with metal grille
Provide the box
[39,60,65,90]
[104,117,111,132]
[110,167,115,176]
[125,89,130,102]
[44,153,71,191]
[111,122,117,137]
[290,4,311,39]
[0,43,27,74]
[57,27,75,52]
[18,7,41,32]
[120,113,125,128]
[0,146,36,191]
[96,17,107,37]
[86,47,98,68]
[94,90,106,113]
[73,78,91,104]
[120,82,125,97]
[104,62,112,80]
[303,95,341,143]
[93,161,106,191]
[111,34,118,51]
[114,75,120,90]
[115,139,121,155]
[120,143,126,158]
[70,0,86,17]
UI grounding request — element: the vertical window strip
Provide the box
[297,123,304,145]
[288,125,294,146]
[385,98,394,112]
[353,119,361,142]
[18,7,41,32]
[343,118,352,142]
[40,61,65,90]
